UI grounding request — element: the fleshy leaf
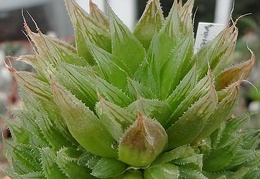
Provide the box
[160,35,194,99]
[91,158,127,178]
[216,53,255,90]
[108,4,146,76]
[5,142,41,175]
[89,0,109,29]
[127,78,156,100]
[195,23,238,79]
[133,0,164,49]
[65,0,111,65]
[152,145,196,166]
[53,62,97,110]
[179,167,208,179]
[127,97,171,127]
[166,69,211,127]
[40,148,67,179]
[56,147,94,178]
[118,113,167,167]
[95,76,132,107]
[192,82,240,143]
[90,44,128,89]
[203,137,242,172]
[52,81,117,157]
[167,79,218,149]
[96,98,136,142]
[7,67,52,101]
[144,163,180,178]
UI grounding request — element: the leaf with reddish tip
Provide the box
[118,113,167,167]
[89,0,109,29]
[216,53,255,90]
[65,0,111,65]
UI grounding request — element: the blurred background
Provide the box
[0,0,260,177]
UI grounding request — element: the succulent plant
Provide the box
[4,0,260,178]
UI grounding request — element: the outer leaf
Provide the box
[133,0,164,49]
[23,23,87,68]
[203,137,242,172]
[174,154,203,171]
[65,0,111,65]
[7,68,52,101]
[167,79,218,149]
[5,142,41,175]
[108,4,146,76]
[144,163,180,179]
[52,81,117,157]
[96,98,136,142]
[179,167,208,179]
[53,62,97,110]
[56,147,94,178]
[91,158,127,178]
[152,145,196,166]
[216,53,255,90]
[192,82,240,143]
[40,148,67,179]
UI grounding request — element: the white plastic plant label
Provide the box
[194,22,225,53]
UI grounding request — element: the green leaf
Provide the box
[127,97,171,127]
[179,167,208,179]
[133,0,164,50]
[203,137,242,172]
[144,163,180,179]
[127,78,156,99]
[160,35,194,99]
[91,158,127,178]
[96,98,136,142]
[192,82,240,143]
[168,71,215,126]
[90,44,128,89]
[65,0,111,65]
[56,147,94,178]
[152,145,196,166]
[4,118,29,144]
[53,62,97,110]
[174,154,203,171]
[52,82,117,157]
[95,76,132,107]
[166,65,197,125]
[167,78,218,149]
[5,142,41,175]
[40,148,67,179]
[108,4,146,76]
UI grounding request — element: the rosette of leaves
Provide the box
[4,0,260,178]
